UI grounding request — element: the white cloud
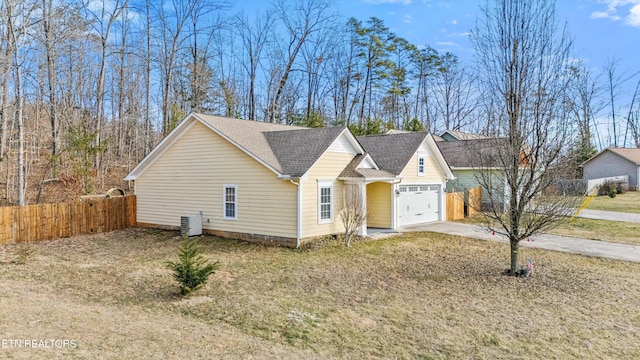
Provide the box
[446,31,471,38]
[448,19,458,25]
[403,14,411,23]
[591,0,640,27]
[590,11,619,20]
[629,3,640,26]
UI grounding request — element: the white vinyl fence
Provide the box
[586,175,629,194]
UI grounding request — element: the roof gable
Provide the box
[264,127,349,177]
[357,132,454,179]
[196,113,303,174]
[338,153,396,180]
[126,113,359,180]
[583,147,640,167]
[357,132,428,175]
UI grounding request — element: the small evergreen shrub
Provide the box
[166,237,219,295]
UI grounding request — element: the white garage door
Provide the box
[397,185,440,227]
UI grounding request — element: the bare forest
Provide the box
[0,0,638,205]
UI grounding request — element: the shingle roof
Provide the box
[606,148,640,165]
[357,132,430,175]
[436,138,508,168]
[196,113,348,177]
[441,130,491,141]
[265,127,347,177]
[338,154,396,179]
[197,114,301,173]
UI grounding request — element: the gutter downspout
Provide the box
[289,178,301,248]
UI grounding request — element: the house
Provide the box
[125,113,454,247]
[582,148,640,191]
[436,137,511,210]
[356,132,455,227]
[439,130,491,142]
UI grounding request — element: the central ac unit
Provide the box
[180,214,203,237]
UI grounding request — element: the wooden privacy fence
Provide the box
[446,187,482,221]
[0,195,136,244]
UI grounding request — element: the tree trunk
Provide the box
[43,0,58,175]
[269,32,309,123]
[0,72,9,173]
[510,238,519,275]
[144,0,152,154]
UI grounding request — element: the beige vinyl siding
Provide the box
[400,153,446,184]
[300,152,354,238]
[366,182,392,228]
[136,121,297,238]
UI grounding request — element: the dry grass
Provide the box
[461,214,640,246]
[549,218,640,246]
[1,228,640,359]
[584,191,640,214]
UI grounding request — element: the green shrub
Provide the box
[166,237,219,295]
[599,181,625,197]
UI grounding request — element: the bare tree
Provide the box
[339,184,365,247]
[566,62,604,175]
[83,0,129,172]
[266,0,334,123]
[5,0,38,205]
[472,0,580,275]
[430,52,476,132]
[603,58,624,147]
[236,10,274,120]
[409,45,439,131]
[41,0,60,170]
[157,0,199,134]
[328,19,361,126]
[628,78,640,147]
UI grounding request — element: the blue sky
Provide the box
[235,0,639,103]
[335,0,639,82]
[233,0,639,146]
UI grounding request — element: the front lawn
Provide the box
[585,191,640,214]
[548,218,640,246]
[1,228,639,359]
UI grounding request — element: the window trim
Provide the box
[223,184,237,220]
[418,156,426,176]
[317,180,334,224]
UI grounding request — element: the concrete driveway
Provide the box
[401,222,640,263]
[576,209,640,223]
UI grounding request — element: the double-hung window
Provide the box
[418,156,425,176]
[318,180,333,224]
[223,185,237,220]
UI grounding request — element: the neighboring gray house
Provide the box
[582,148,640,191]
